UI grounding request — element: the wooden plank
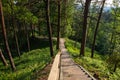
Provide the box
[48,52,61,80]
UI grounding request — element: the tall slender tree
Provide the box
[91,0,106,58]
[0,0,16,71]
[80,0,91,56]
[109,0,119,54]
[24,22,30,51]
[10,0,21,58]
[56,0,61,50]
[44,0,54,57]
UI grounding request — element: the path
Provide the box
[59,39,96,80]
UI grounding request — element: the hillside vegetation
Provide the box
[65,39,120,80]
[0,37,57,80]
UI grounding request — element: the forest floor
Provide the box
[0,37,57,80]
[35,59,54,80]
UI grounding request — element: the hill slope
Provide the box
[65,39,120,80]
[0,37,57,80]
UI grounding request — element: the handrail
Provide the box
[48,52,61,80]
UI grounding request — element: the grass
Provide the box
[65,38,120,80]
[0,37,58,80]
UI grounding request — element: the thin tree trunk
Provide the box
[25,23,30,51]
[80,0,91,56]
[63,0,67,36]
[113,62,117,72]
[91,0,106,58]
[0,0,16,71]
[30,23,34,37]
[109,32,114,54]
[86,17,91,47]
[56,0,61,50]
[14,24,21,57]
[38,25,41,36]
[32,24,35,37]
[44,0,54,57]
[10,0,21,58]
[111,37,116,54]
[0,49,8,66]
[110,9,117,54]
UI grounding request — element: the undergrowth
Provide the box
[65,38,120,80]
[0,37,57,80]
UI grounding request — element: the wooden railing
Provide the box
[48,52,61,80]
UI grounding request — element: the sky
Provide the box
[105,0,120,7]
[75,0,120,10]
[75,0,114,7]
[105,0,113,7]
[106,0,113,4]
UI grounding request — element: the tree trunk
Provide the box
[30,23,34,37]
[63,0,67,37]
[111,37,116,54]
[91,0,106,58]
[56,0,61,50]
[44,0,54,57]
[0,49,8,66]
[80,0,91,56]
[14,24,21,58]
[38,25,41,36]
[110,9,117,54]
[10,0,21,58]
[25,23,30,51]
[0,0,16,71]
[113,62,117,72]
[33,24,35,37]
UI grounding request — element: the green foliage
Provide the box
[107,51,120,65]
[1,0,120,79]
[65,39,120,80]
[0,48,50,80]
[71,3,120,55]
[16,7,38,24]
[0,37,57,80]
[60,0,75,37]
[107,44,120,72]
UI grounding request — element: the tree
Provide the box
[107,42,120,72]
[56,0,61,50]
[0,0,16,71]
[44,0,54,57]
[60,0,74,37]
[86,0,99,48]
[80,0,91,56]
[0,49,8,66]
[10,0,21,58]
[24,22,31,51]
[91,0,106,58]
[109,0,120,54]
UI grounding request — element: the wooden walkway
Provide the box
[59,39,96,80]
[48,38,96,80]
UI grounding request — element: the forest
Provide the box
[0,0,120,80]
